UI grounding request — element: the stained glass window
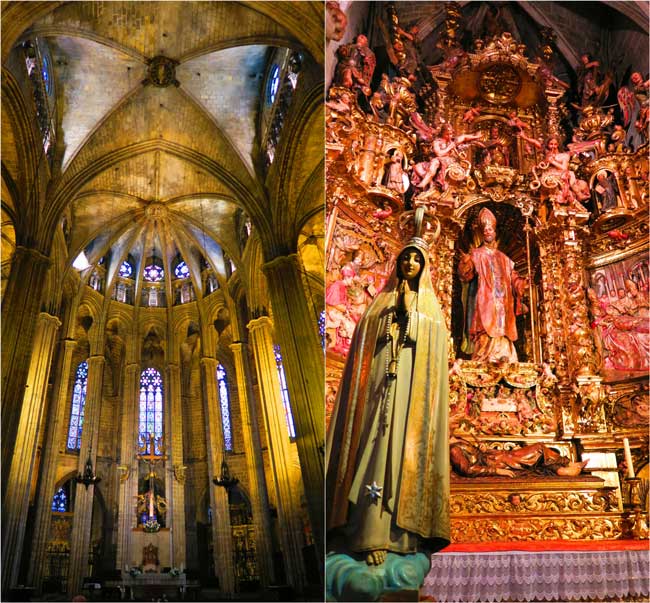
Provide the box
[217,364,233,451]
[273,345,296,438]
[22,41,54,159]
[175,261,189,279]
[268,64,280,104]
[67,361,88,450]
[119,261,133,278]
[264,52,301,169]
[42,54,51,94]
[318,310,326,350]
[139,368,164,455]
[144,263,164,282]
[51,486,68,513]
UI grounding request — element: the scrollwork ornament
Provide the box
[451,516,623,542]
[451,491,614,515]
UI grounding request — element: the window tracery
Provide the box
[51,485,69,513]
[217,363,233,451]
[119,261,133,278]
[263,51,303,169]
[318,309,326,349]
[22,40,55,160]
[273,345,296,438]
[139,368,164,455]
[174,261,190,279]
[67,361,88,451]
[144,262,164,282]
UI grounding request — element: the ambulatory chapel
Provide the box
[2,2,324,601]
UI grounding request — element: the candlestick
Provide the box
[149,491,154,518]
[623,438,635,479]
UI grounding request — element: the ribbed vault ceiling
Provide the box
[14,1,315,307]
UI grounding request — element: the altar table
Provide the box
[423,542,649,602]
[105,573,197,601]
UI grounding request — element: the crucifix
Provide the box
[136,432,168,523]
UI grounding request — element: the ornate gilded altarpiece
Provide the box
[326,9,649,543]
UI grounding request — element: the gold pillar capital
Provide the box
[247,315,273,334]
[36,312,62,330]
[199,356,219,370]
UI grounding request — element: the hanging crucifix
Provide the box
[136,432,168,529]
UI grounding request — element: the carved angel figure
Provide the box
[618,71,649,151]
[334,35,376,96]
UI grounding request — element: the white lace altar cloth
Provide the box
[423,550,649,601]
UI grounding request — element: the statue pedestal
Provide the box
[326,552,430,602]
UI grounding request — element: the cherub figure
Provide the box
[462,104,481,124]
[507,111,530,134]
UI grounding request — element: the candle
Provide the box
[149,491,154,518]
[623,438,635,478]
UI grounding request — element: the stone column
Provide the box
[67,355,105,597]
[116,363,140,569]
[29,338,77,591]
[230,341,275,587]
[1,312,60,593]
[247,316,306,591]
[261,255,324,562]
[166,363,186,567]
[1,247,51,494]
[200,357,235,596]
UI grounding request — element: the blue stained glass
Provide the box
[268,64,280,104]
[216,364,233,451]
[42,55,51,94]
[174,261,190,279]
[51,487,67,512]
[119,261,133,278]
[273,345,296,438]
[139,368,163,454]
[318,310,326,349]
[144,263,164,282]
[67,361,88,450]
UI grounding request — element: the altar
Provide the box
[106,572,197,601]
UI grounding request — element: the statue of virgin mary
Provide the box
[326,235,450,600]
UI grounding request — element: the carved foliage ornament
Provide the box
[451,516,623,542]
[450,490,616,514]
